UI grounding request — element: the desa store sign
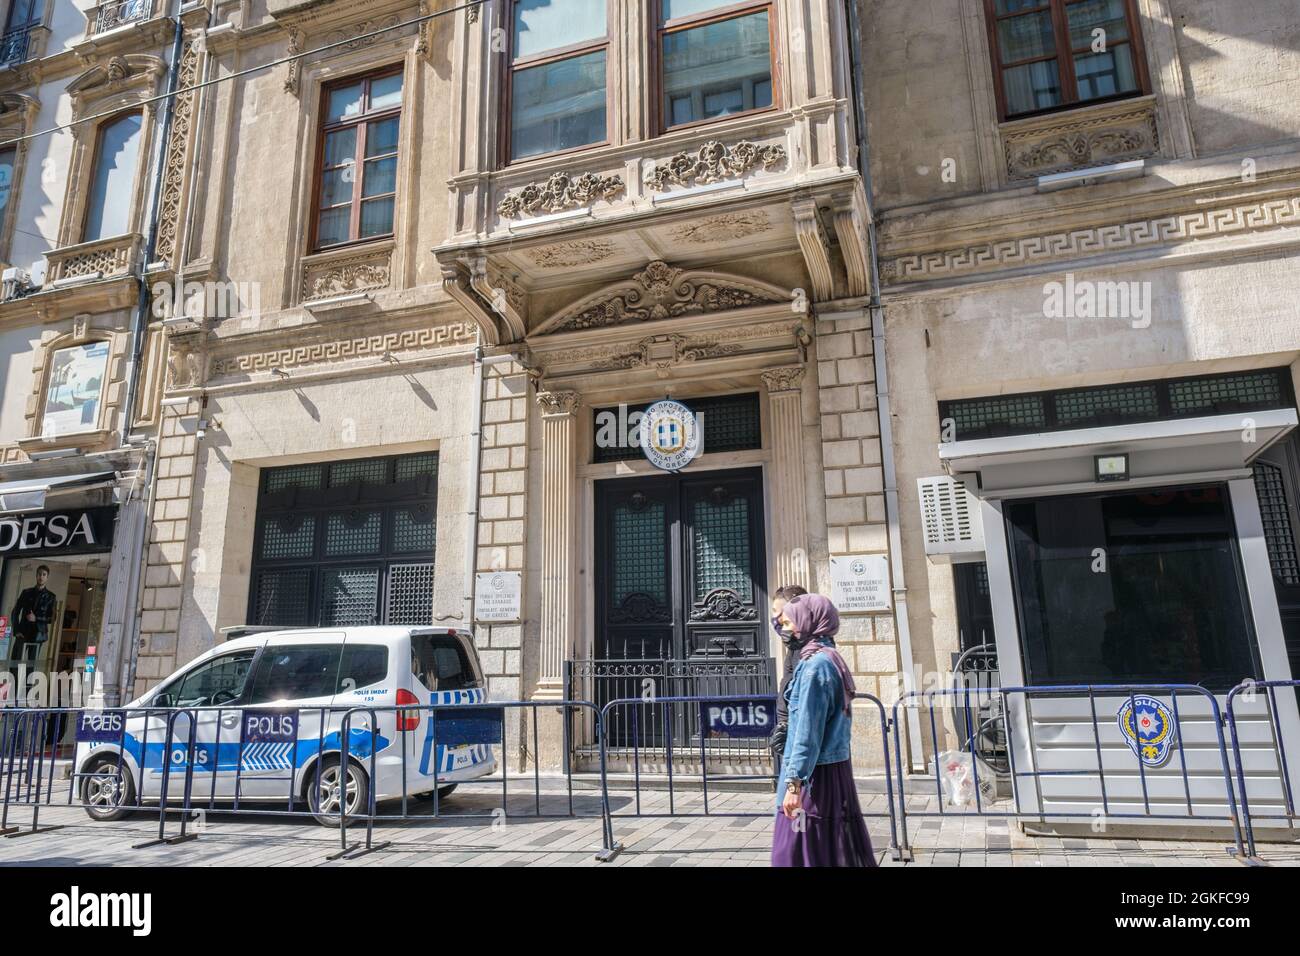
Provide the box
[0,507,116,557]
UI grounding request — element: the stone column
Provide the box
[534,389,581,700]
[762,366,810,592]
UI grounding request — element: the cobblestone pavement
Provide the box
[0,783,1295,867]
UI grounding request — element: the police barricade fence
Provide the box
[1,700,615,861]
[893,683,1249,860]
[1224,679,1300,861]
[595,692,901,860]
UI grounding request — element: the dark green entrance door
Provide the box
[594,468,768,663]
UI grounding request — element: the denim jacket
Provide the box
[778,649,853,794]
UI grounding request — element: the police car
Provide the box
[75,627,497,826]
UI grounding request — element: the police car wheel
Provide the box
[81,758,135,822]
[307,758,368,827]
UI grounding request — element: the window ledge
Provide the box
[999,95,1159,183]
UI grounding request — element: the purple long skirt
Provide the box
[771,760,878,868]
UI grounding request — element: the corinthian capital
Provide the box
[760,365,806,393]
[536,389,581,416]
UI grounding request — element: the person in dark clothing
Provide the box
[10,565,56,664]
[770,584,808,784]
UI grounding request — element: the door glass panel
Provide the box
[321,567,380,626]
[511,50,608,159]
[1255,462,1300,587]
[661,11,772,127]
[253,568,313,627]
[612,500,667,606]
[692,494,752,602]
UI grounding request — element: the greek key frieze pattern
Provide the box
[210,322,478,376]
[881,196,1300,284]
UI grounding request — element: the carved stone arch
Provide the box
[58,54,167,249]
[66,54,167,110]
[533,260,793,336]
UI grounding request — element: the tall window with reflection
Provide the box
[657,1,775,131]
[313,68,403,250]
[507,0,609,161]
[984,0,1147,119]
[82,112,142,243]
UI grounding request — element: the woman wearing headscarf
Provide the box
[771,593,877,867]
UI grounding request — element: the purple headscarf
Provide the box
[784,594,856,716]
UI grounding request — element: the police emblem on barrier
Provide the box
[1116,695,1178,768]
[640,400,701,472]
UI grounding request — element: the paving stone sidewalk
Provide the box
[0,783,1295,867]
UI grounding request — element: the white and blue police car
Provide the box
[75,627,497,826]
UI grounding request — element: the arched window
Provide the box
[82,111,143,243]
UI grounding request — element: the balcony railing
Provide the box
[0,25,33,68]
[45,233,141,285]
[91,0,152,34]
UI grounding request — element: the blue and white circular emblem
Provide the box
[1116,695,1178,768]
[640,400,701,472]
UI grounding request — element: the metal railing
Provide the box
[91,0,151,34]
[5,678,1300,865]
[893,683,1247,859]
[0,25,32,68]
[565,657,777,767]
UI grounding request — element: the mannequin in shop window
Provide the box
[10,565,56,665]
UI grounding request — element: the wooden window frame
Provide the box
[982,0,1150,122]
[651,0,779,136]
[81,109,143,244]
[500,0,612,167]
[310,65,403,253]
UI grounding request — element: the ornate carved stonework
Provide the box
[535,389,581,415]
[210,321,477,377]
[497,171,625,219]
[602,333,743,378]
[165,347,204,390]
[690,589,758,622]
[283,29,302,95]
[881,194,1300,285]
[322,14,403,50]
[546,319,800,369]
[643,140,787,191]
[760,365,806,393]
[302,248,392,300]
[669,211,773,244]
[548,260,787,333]
[155,37,201,265]
[528,239,618,269]
[1002,101,1159,181]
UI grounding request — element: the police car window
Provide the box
[338,644,387,692]
[411,634,480,692]
[247,645,342,703]
[174,651,256,707]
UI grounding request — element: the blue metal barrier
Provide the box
[1225,679,1300,860]
[892,683,1246,859]
[596,692,900,861]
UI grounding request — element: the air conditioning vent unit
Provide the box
[918,475,985,562]
[1,266,32,301]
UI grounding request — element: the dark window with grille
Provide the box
[940,368,1296,442]
[592,392,762,463]
[249,453,439,628]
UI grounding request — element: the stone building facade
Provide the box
[863,0,1300,796]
